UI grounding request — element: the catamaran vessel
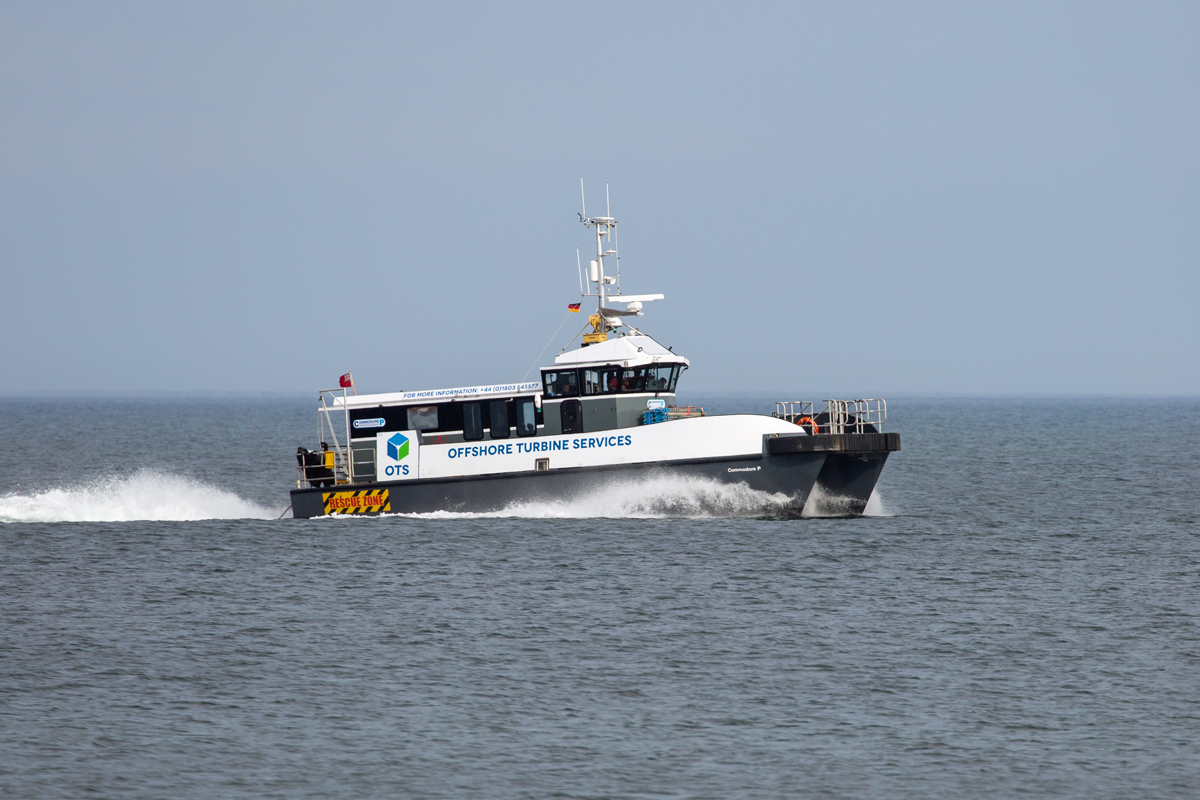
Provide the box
[289,200,899,518]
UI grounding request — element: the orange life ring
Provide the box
[796,415,819,434]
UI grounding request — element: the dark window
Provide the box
[516,398,537,436]
[646,365,674,393]
[462,402,483,441]
[542,370,579,398]
[560,399,582,434]
[583,366,621,395]
[488,400,510,438]
[620,367,647,393]
[668,365,682,392]
[407,406,439,430]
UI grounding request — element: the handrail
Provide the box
[773,398,887,433]
[317,388,353,485]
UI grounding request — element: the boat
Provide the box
[289,197,899,519]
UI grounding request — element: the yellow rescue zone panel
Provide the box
[322,489,390,515]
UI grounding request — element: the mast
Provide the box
[577,181,663,344]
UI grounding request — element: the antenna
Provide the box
[576,249,584,295]
[606,183,610,218]
[614,223,620,293]
[579,177,586,221]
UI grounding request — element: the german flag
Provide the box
[568,303,581,312]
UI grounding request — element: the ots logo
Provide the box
[387,432,409,461]
[384,432,411,477]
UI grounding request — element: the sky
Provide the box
[1,2,1197,396]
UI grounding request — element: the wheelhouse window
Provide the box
[646,365,676,393]
[406,406,439,431]
[516,398,537,437]
[488,399,510,439]
[620,367,647,392]
[584,367,621,395]
[462,402,483,441]
[542,370,579,398]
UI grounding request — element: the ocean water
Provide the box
[1,396,1198,798]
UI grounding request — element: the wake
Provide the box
[801,484,891,518]
[378,474,800,520]
[0,470,277,523]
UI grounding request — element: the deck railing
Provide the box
[773,398,887,434]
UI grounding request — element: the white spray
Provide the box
[0,470,278,523]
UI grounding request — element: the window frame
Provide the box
[406,405,440,431]
[645,365,675,393]
[516,398,537,437]
[462,402,484,441]
[619,367,647,393]
[488,399,510,439]
[542,369,580,398]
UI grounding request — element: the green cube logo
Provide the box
[387,432,409,461]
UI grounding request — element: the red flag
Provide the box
[339,372,354,388]
[568,303,581,312]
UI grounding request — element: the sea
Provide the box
[1,395,1198,799]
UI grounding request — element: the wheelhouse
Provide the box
[539,333,689,436]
